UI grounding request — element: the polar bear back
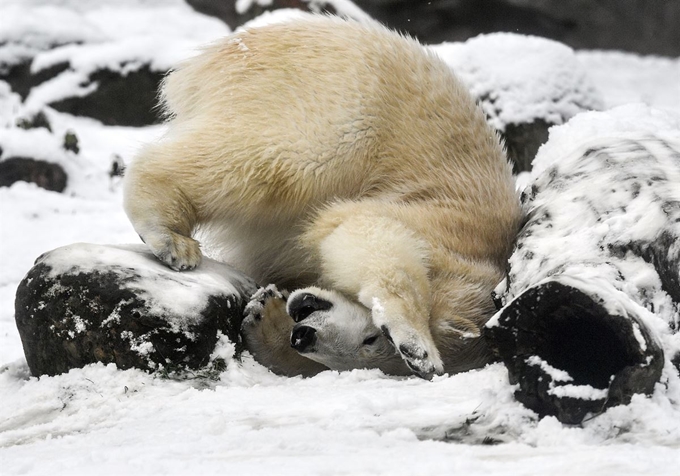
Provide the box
[159,15,511,211]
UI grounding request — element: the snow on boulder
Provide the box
[485,105,680,424]
[430,34,604,172]
[0,0,230,126]
[14,243,258,377]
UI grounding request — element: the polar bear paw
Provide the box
[243,285,289,324]
[145,231,202,271]
[379,324,444,380]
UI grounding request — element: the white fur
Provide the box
[123,15,523,377]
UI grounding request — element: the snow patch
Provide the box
[430,33,603,131]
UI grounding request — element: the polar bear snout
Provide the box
[287,293,333,323]
[290,325,317,353]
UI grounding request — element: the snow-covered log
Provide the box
[485,105,680,424]
[14,243,257,377]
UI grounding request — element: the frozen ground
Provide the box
[1,1,680,475]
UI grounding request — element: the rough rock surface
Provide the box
[485,107,680,423]
[15,243,258,377]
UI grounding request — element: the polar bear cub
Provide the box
[123,15,522,378]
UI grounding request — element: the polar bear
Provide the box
[123,15,522,379]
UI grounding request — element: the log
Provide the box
[485,130,680,424]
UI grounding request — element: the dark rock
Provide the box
[1,47,165,126]
[14,243,258,377]
[501,120,551,174]
[109,154,125,178]
[63,130,79,154]
[351,0,680,57]
[16,111,52,132]
[48,65,166,126]
[0,58,70,100]
[0,157,67,192]
[486,130,680,423]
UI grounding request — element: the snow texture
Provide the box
[41,242,254,325]
[430,33,604,131]
[501,105,680,330]
[1,1,680,474]
[1,0,230,115]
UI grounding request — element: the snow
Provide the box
[1,0,230,115]
[525,356,573,383]
[39,242,255,322]
[2,2,680,474]
[430,34,604,131]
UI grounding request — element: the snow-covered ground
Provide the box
[1,2,679,475]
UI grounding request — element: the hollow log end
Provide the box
[484,281,664,424]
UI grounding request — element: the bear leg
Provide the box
[123,146,203,271]
[308,207,444,379]
[242,286,328,377]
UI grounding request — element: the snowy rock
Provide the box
[485,105,680,424]
[43,64,166,126]
[0,0,230,126]
[431,34,603,172]
[1,49,164,127]
[0,125,111,195]
[14,243,258,377]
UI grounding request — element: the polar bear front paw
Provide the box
[243,285,288,324]
[241,286,326,377]
[145,231,202,271]
[379,324,444,380]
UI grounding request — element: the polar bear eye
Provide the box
[362,335,379,346]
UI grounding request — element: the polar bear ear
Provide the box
[287,292,333,322]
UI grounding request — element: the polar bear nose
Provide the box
[291,326,317,352]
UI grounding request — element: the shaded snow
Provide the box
[1,2,680,474]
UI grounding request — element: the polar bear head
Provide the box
[286,288,410,375]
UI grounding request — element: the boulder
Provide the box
[47,65,166,127]
[15,243,258,377]
[0,157,67,192]
[1,53,165,126]
[430,34,603,172]
[485,107,680,424]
